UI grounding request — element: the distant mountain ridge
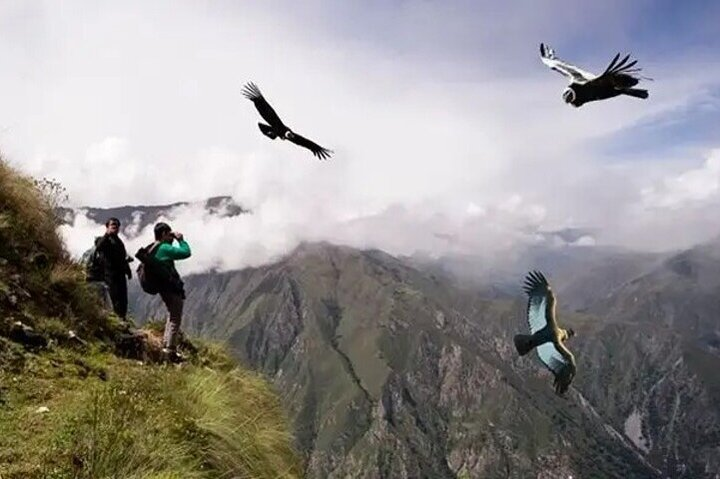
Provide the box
[59,195,249,237]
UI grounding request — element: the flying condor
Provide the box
[242,82,333,160]
[514,270,577,396]
[539,43,650,107]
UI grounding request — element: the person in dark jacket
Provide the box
[95,217,133,320]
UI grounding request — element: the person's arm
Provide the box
[118,241,132,278]
[158,239,191,260]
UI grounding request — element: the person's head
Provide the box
[105,217,120,235]
[154,222,174,242]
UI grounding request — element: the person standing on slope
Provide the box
[150,222,191,362]
[94,217,133,320]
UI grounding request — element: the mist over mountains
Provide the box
[58,197,614,276]
[81,199,720,478]
[58,196,248,239]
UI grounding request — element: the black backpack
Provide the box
[135,242,164,295]
[82,239,104,281]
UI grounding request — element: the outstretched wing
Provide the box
[242,82,287,130]
[523,270,556,334]
[540,43,596,84]
[588,52,649,90]
[523,270,576,395]
[537,342,576,395]
[257,123,278,139]
[288,132,333,160]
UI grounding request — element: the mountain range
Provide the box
[58,195,249,237]
[56,198,712,477]
[123,214,720,478]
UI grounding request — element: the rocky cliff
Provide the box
[131,241,720,478]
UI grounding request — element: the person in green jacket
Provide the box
[152,222,191,361]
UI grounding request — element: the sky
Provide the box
[1,0,719,273]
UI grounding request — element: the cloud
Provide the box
[59,191,556,274]
[4,1,720,270]
[641,149,720,209]
[573,236,597,247]
[574,148,720,252]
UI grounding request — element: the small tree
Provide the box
[33,176,70,225]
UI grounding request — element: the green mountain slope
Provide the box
[133,242,676,478]
[415,240,720,477]
[571,238,720,477]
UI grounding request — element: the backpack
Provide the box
[82,239,104,281]
[135,242,164,295]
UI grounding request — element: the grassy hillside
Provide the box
[0,158,301,478]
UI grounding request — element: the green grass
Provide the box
[0,342,301,479]
[0,157,114,343]
[0,157,301,478]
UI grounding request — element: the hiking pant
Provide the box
[159,290,184,350]
[106,276,128,320]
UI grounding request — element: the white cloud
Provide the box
[3,1,720,270]
[58,192,557,274]
[573,236,597,247]
[466,202,485,217]
[641,149,720,209]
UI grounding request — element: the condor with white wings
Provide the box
[514,271,577,396]
[540,43,650,107]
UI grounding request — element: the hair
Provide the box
[106,217,121,227]
[154,222,172,240]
